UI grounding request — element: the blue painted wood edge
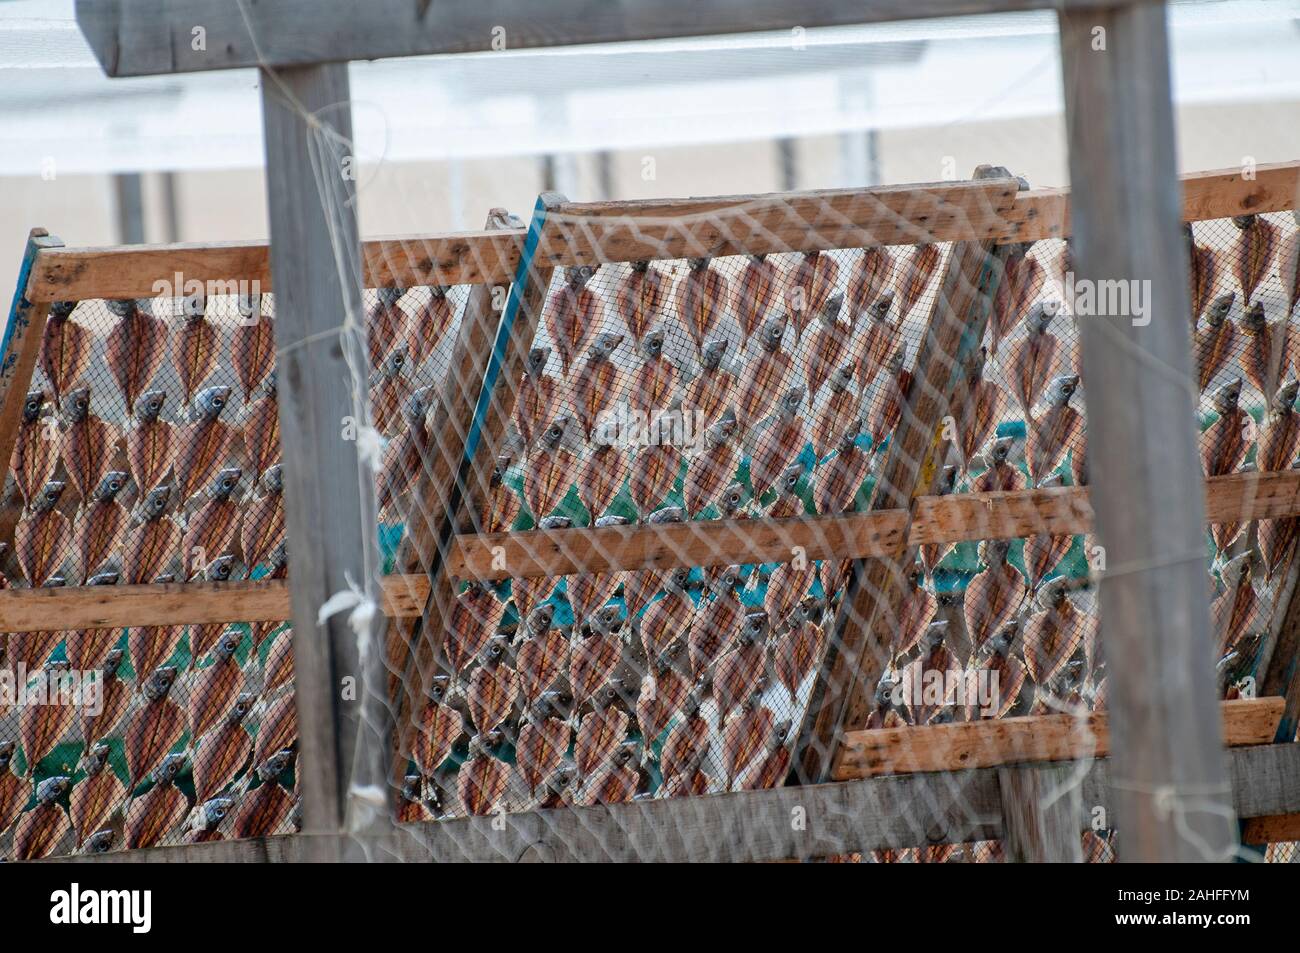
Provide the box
[0,232,45,384]
[460,195,548,469]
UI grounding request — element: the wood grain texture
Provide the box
[76,0,1130,77]
[1059,2,1234,862]
[449,510,911,581]
[39,742,1300,863]
[998,764,1084,862]
[0,576,428,629]
[25,163,1296,302]
[1240,811,1300,844]
[833,698,1284,781]
[260,62,389,853]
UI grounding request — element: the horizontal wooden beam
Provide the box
[1240,811,1300,844]
[0,576,429,630]
[25,162,1297,302]
[832,697,1283,781]
[451,469,1300,581]
[2,469,1296,627]
[77,0,1132,78]
[41,742,1300,862]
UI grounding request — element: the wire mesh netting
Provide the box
[3,192,1300,860]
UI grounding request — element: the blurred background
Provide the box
[3,0,1298,295]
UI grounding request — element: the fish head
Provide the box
[263,464,285,494]
[490,455,511,488]
[962,346,989,384]
[706,410,739,446]
[22,389,46,423]
[1242,300,1267,333]
[205,554,237,582]
[50,301,76,319]
[139,484,172,520]
[1036,576,1071,611]
[135,389,167,422]
[980,537,1013,567]
[821,292,845,325]
[212,467,243,501]
[194,384,232,421]
[719,482,747,517]
[182,289,206,320]
[936,464,959,495]
[537,514,573,530]
[711,565,743,596]
[772,719,793,746]
[701,337,729,370]
[593,513,631,528]
[663,566,691,596]
[1231,214,1258,231]
[483,634,512,669]
[0,741,14,770]
[382,343,409,377]
[237,292,261,320]
[42,574,68,588]
[214,628,243,659]
[35,775,71,805]
[870,291,895,323]
[647,505,686,525]
[760,314,788,352]
[151,752,188,786]
[777,462,806,497]
[747,253,768,266]
[96,470,129,502]
[591,332,624,362]
[64,386,92,423]
[830,364,855,393]
[923,620,950,651]
[144,665,178,702]
[989,624,1018,658]
[35,480,67,513]
[630,259,651,274]
[200,797,235,830]
[613,739,642,769]
[538,416,568,452]
[526,602,556,633]
[778,385,806,416]
[1206,292,1235,326]
[566,264,597,288]
[886,343,908,374]
[427,674,454,704]
[401,774,422,803]
[1031,300,1061,331]
[687,257,710,273]
[376,286,404,308]
[265,370,278,397]
[1276,379,1300,412]
[1212,377,1243,414]
[739,610,769,646]
[85,830,114,853]
[87,570,120,587]
[905,562,926,590]
[1047,374,1080,406]
[594,677,627,711]
[640,329,666,360]
[404,386,433,426]
[429,285,449,300]
[106,299,136,318]
[230,692,257,724]
[258,748,296,782]
[534,689,574,724]
[990,435,1016,466]
[1220,552,1253,588]
[1037,472,1066,489]
[102,648,125,678]
[875,678,899,707]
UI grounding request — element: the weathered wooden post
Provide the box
[1057,2,1235,861]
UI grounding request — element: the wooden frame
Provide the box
[25,0,1300,860]
[38,741,1300,864]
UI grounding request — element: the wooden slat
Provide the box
[260,63,391,852]
[76,0,1131,78]
[799,167,1022,784]
[449,510,910,581]
[0,230,62,473]
[1058,1,1235,862]
[3,467,1297,626]
[833,698,1284,780]
[0,576,428,630]
[1241,812,1300,845]
[40,742,1300,863]
[25,232,526,304]
[997,764,1083,862]
[24,163,1298,303]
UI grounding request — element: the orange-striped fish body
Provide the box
[1004,301,1064,418]
[846,247,894,326]
[183,467,242,575]
[174,294,220,407]
[677,257,728,360]
[894,243,943,320]
[785,250,839,344]
[681,337,737,427]
[175,385,234,501]
[74,471,128,578]
[15,481,71,586]
[123,484,180,583]
[60,387,118,504]
[853,291,898,391]
[1238,300,1291,400]
[40,301,91,410]
[104,299,167,416]
[616,261,666,352]
[1026,375,1083,484]
[242,464,286,571]
[12,389,57,508]
[734,254,780,352]
[547,265,602,378]
[409,285,455,365]
[736,315,794,434]
[683,414,740,516]
[1185,223,1219,327]
[963,539,1028,654]
[232,295,275,404]
[1231,213,1277,305]
[748,386,806,499]
[241,373,280,479]
[569,332,625,441]
[126,389,176,493]
[1199,378,1253,477]
[812,365,860,460]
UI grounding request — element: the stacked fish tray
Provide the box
[2,163,1300,861]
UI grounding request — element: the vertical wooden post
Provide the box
[998,765,1084,862]
[260,63,393,859]
[1058,3,1235,861]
